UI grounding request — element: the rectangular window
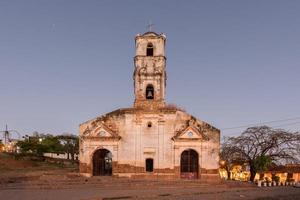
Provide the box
[146,158,153,172]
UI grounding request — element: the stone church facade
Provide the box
[79,31,220,181]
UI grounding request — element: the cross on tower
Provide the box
[147,21,154,31]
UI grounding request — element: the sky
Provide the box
[0,0,300,139]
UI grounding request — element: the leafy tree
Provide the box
[17,132,79,162]
[253,155,272,173]
[17,138,37,153]
[40,136,64,154]
[17,134,63,156]
[57,134,79,161]
[223,126,300,181]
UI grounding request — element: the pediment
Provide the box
[93,127,112,137]
[172,126,207,141]
[82,123,121,140]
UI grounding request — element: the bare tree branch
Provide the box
[220,126,300,181]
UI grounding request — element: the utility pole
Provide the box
[4,125,9,145]
[0,125,21,145]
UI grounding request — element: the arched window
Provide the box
[146,158,154,172]
[146,85,154,100]
[146,43,154,56]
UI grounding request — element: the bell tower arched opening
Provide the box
[146,85,154,100]
[146,43,154,56]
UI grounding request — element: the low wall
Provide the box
[80,161,220,182]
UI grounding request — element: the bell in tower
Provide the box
[146,85,154,100]
[133,31,167,109]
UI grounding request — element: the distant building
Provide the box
[43,152,79,160]
[0,141,4,152]
[258,164,300,183]
[79,31,220,181]
[219,164,300,183]
[3,140,18,153]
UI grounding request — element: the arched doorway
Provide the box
[180,149,199,179]
[92,149,112,176]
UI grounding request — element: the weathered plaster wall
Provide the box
[135,33,166,56]
[79,109,220,180]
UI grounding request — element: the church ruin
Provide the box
[79,31,220,181]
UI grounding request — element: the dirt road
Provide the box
[1,176,300,200]
[0,153,299,200]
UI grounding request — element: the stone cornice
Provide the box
[135,32,166,40]
[81,136,121,141]
[134,55,166,61]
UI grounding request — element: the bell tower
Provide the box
[133,32,167,109]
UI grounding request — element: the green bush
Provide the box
[274,176,280,182]
[271,175,280,182]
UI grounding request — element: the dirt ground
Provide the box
[0,153,299,200]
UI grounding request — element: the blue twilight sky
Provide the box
[0,0,300,138]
